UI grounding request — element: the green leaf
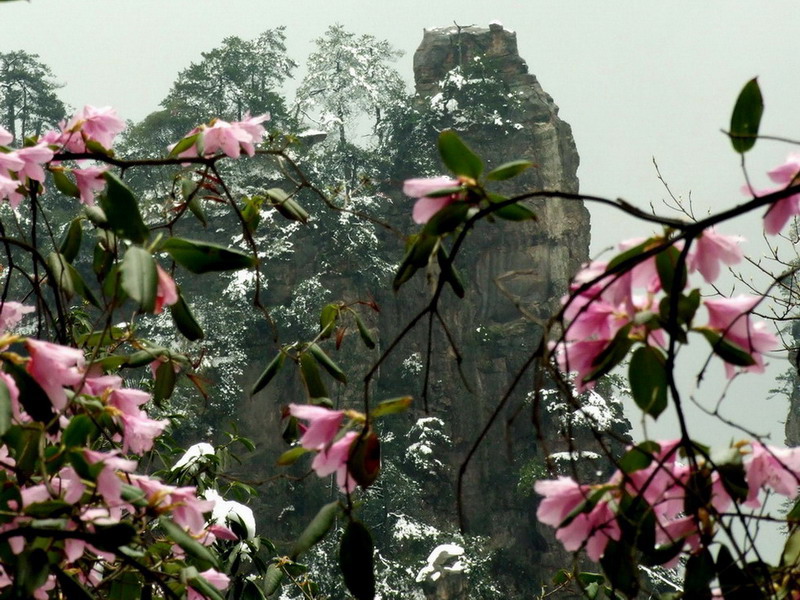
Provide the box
[4,361,55,425]
[59,218,83,263]
[169,287,204,341]
[266,188,309,223]
[153,360,177,406]
[63,414,96,448]
[120,246,157,313]
[51,169,80,198]
[782,529,800,566]
[251,351,286,396]
[291,501,341,559]
[0,378,13,437]
[628,346,668,418]
[14,548,51,599]
[422,201,470,236]
[160,517,219,568]
[486,160,534,181]
[101,172,149,244]
[353,311,376,349]
[697,329,756,367]
[599,540,638,598]
[47,252,99,307]
[348,431,381,488]
[107,572,141,600]
[308,344,347,384]
[339,520,376,600]
[716,544,761,600]
[168,132,199,158]
[319,304,339,339]
[277,446,309,466]
[655,245,686,294]
[729,77,764,154]
[393,233,438,291]
[607,240,651,272]
[264,563,283,596]
[299,352,328,400]
[492,201,537,221]
[584,324,633,383]
[241,580,268,600]
[438,130,483,179]
[162,238,256,274]
[371,396,413,418]
[684,548,715,599]
[618,441,660,474]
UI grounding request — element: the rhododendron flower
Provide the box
[171,113,269,159]
[62,105,125,152]
[154,264,179,314]
[0,174,20,206]
[118,410,169,455]
[0,151,24,178]
[703,295,777,375]
[534,477,620,560]
[746,154,800,235]
[25,339,85,411]
[188,569,230,600]
[15,143,54,183]
[403,176,462,224]
[169,487,216,534]
[688,227,743,283]
[289,403,345,449]
[312,430,358,493]
[85,449,137,507]
[744,443,800,507]
[72,166,108,206]
[0,126,11,146]
[0,301,34,334]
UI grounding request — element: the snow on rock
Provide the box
[415,543,466,583]
[171,442,215,472]
[203,489,257,540]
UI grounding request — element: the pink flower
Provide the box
[403,176,462,224]
[171,113,269,160]
[15,143,54,183]
[746,154,800,235]
[0,127,12,146]
[109,387,150,416]
[703,295,777,376]
[169,487,215,534]
[289,404,345,450]
[688,227,743,283]
[744,443,800,507]
[312,431,358,493]
[154,265,179,314]
[0,301,34,334]
[0,151,24,178]
[63,105,125,152]
[534,477,620,560]
[0,174,21,207]
[552,339,609,392]
[118,410,169,454]
[188,569,230,600]
[84,449,137,507]
[72,166,108,206]
[25,339,85,411]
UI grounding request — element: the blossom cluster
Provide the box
[0,302,233,598]
[169,113,270,159]
[553,230,777,390]
[0,105,125,207]
[535,440,800,563]
[288,403,360,492]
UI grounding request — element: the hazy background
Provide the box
[3,1,799,550]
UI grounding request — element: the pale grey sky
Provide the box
[3,1,800,553]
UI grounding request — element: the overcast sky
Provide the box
[3,1,800,548]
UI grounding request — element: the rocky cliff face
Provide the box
[375,23,591,597]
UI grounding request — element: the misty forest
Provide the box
[1,13,800,600]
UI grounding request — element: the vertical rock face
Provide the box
[377,23,591,597]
